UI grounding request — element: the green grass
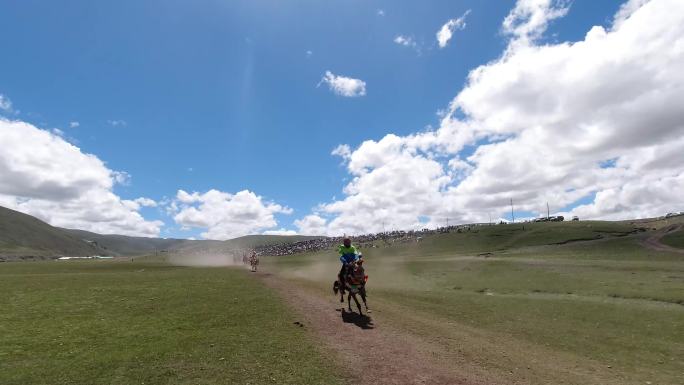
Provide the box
[264,223,684,384]
[0,261,341,385]
[4,221,683,385]
[662,229,684,249]
[353,221,640,258]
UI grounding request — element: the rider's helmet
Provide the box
[343,237,351,248]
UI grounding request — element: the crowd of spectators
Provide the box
[255,224,484,256]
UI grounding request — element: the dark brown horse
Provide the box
[333,262,368,315]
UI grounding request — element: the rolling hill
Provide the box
[0,205,325,261]
[61,228,187,257]
[0,206,107,261]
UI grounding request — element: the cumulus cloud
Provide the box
[172,189,293,240]
[331,144,352,161]
[135,197,158,207]
[294,214,329,235]
[296,0,684,235]
[436,10,471,48]
[319,71,367,97]
[502,0,569,45]
[0,118,163,236]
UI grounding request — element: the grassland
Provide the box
[0,261,341,385]
[264,221,684,385]
[662,228,684,249]
[3,219,683,385]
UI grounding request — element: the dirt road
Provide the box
[641,224,684,253]
[258,272,490,385]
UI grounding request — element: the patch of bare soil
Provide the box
[258,273,492,385]
[641,225,684,253]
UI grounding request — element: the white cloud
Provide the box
[263,228,298,236]
[112,171,131,186]
[294,214,329,235]
[0,94,12,113]
[306,50,313,58]
[172,189,293,240]
[319,71,367,97]
[436,10,471,48]
[377,9,385,16]
[295,0,684,234]
[0,118,163,236]
[69,121,80,128]
[107,119,127,127]
[613,0,651,28]
[123,197,158,211]
[135,197,157,207]
[502,0,569,46]
[331,144,352,161]
[394,35,415,47]
[394,35,422,53]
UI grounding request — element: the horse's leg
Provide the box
[360,287,368,310]
[352,293,363,315]
[347,292,353,312]
[338,272,346,303]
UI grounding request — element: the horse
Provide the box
[333,262,368,315]
[249,254,259,272]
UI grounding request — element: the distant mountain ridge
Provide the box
[60,228,187,257]
[0,205,324,261]
[0,206,107,261]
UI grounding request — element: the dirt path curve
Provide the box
[257,272,488,385]
[641,224,684,253]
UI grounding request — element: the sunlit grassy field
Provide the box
[265,222,684,385]
[0,261,341,385]
[3,221,682,385]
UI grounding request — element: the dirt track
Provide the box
[641,224,684,254]
[258,272,488,385]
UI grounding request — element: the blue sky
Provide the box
[4,0,682,239]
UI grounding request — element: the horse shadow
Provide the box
[340,308,374,329]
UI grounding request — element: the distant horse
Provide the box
[249,254,259,272]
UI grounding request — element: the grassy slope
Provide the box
[0,204,324,259]
[0,206,104,258]
[0,261,341,385]
[61,228,187,256]
[59,232,325,258]
[661,228,684,249]
[265,222,684,385]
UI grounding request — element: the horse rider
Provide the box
[337,237,359,297]
[249,250,259,271]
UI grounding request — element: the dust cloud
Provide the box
[167,249,246,267]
